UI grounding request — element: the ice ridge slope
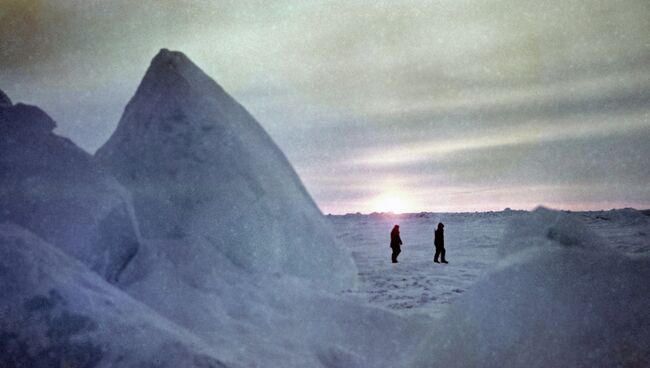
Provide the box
[96,49,356,290]
[0,90,141,282]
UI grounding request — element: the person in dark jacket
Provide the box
[434,222,447,264]
[390,225,403,263]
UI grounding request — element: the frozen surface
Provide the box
[328,208,650,367]
[2,203,648,367]
[331,212,513,317]
[96,50,356,290]
[332,209,650,319]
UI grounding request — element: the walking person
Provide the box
[434,223,448,264]
[390,225,402,263]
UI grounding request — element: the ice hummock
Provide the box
[0,88,426,367]
[411,207,650,367]
[96,49,356,290]
[0,91,141,282]
[498,206,605,256]
[116,235,428,367]
[0,223,234,368]
[1,73,421,368]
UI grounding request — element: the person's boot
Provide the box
[442,260,448,264]
[434,259,439,263]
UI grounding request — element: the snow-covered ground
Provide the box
[3,206,648,366]
[332,209,650,318]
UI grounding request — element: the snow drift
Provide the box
[0,91,140,282]
[0,222,425,368]
[0,224,234,368]
[96,49,356,290]
[412,207,650,368]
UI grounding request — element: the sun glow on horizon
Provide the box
[371,190,416,214]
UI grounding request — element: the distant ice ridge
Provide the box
[412,207,650,367]
[498,206,605,256]
[0,92,141,282]
[96,49,356,290]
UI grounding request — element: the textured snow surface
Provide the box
[0,95,141,282]
[333,211,508,315]
[335,208,649,317]
[330,208,650,367]
[96,50,356,290]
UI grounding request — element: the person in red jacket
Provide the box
[390,225,403,263]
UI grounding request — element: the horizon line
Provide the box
[325,206,650,216]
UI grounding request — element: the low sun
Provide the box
[372,191,413,214]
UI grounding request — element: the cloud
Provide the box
[0,0,71,70]
[272,0,650,111]
[1,0,649,212]
[350,111,650,166]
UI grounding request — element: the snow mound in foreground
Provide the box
[0,222,427,367]
[413,207,650,368]
[118,236,428,367]
[0,224,234,368]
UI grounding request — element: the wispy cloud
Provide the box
[350,112,650,166]
[2,0,649,212]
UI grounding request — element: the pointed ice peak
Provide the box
[97,50,358,289]
[134,48,229,104]
[0,88,12,107]
[147,49,198,80]
[143,48,196,82]
[151,48,191,68]
[146,48,213,85]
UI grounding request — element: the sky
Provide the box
[1,0,649,214]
